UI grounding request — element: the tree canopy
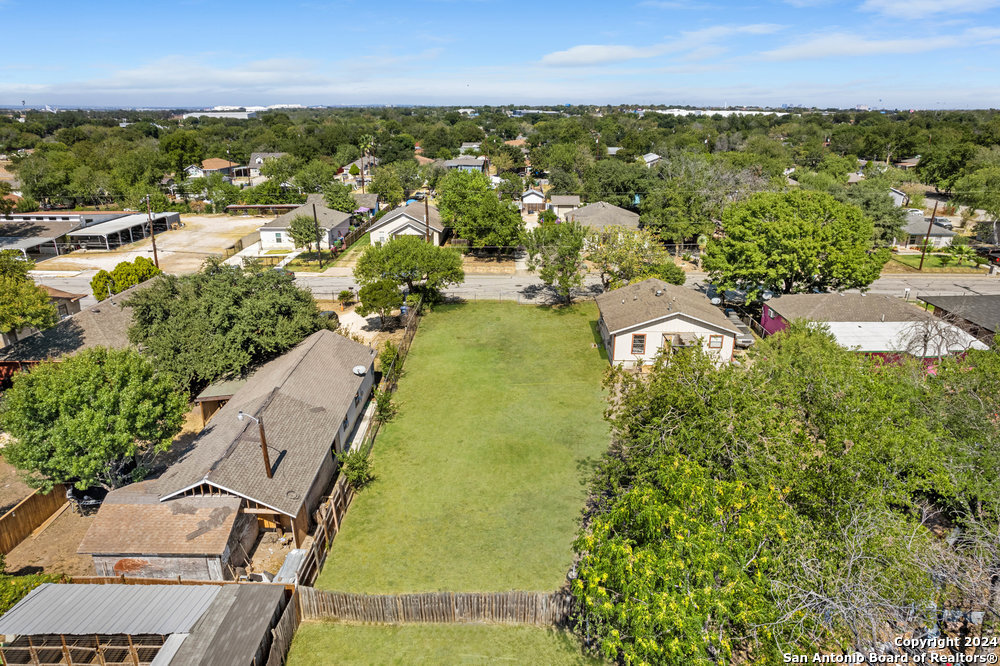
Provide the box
[125,259,333,392]
[0,251,57,340]
[354,235,464,295]
[436,170,524,247]
[91,256,162,300]
[323,181,358,214]
[356,279,402,326]
[524,221,587,303]
[0,347,187,491]
[704,190,887,300]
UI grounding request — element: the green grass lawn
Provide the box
[287,622,603,665]
[887,254,986,272]
[333,232,370,266]
[315,301,608,593]
[286,250,339,272]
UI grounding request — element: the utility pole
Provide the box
[918,201,939,271]
[424,195,430,243]
[312,203,323,270]
[146,195,159,269]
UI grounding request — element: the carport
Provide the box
[67,212,178,250]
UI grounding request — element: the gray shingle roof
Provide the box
[370,201,443,233]
[443,156,487,169]
[767,293,934,322]
[157,330,374,516]
[549,195,581,206]
[902,218,956,237]
[260,202,352,234]
[595,279,737,335]
[249,152,287,167]
[565,201,640,230]
[0,285,141,363]
[351,192,379,210]
[0,583,220,635]
[918,295,1000,333]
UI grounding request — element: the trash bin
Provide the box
[400,305,409,315]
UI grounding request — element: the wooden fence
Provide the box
[294,297,424,587]
[266,590,301,666]
[221,230,261,259]
[297,587,573,627]
[0,485,66,554]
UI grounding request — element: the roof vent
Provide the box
[352,365,367,376]
[655,290,663,297]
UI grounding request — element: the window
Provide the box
[708,335,724,349]
[343,417,349,430]
[274,232,282,243]
[767,307,776,319]
[631,334,646,355]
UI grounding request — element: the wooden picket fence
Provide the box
[0,485,67,554]
[296,587,573,627]
[266,590,301,666]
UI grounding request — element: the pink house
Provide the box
[761,293,987,361]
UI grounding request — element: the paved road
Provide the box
[296,271,1000,303]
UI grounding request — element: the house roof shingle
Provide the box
[565,201,640,230]
[156,330,374,516]
[595,279,737,335]
[351,192,379,210]
[260,202,352,234]
[549,195,581,207]
[767,293,934,323]
[917,295,1000,334]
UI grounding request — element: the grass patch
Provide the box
[265,249,292,255]
[333,233,370,266]
[286,622,602,665]
[886,254,987,273]
[316,301,608,593]
[286,250,339,272]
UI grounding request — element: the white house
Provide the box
[248,152,287,177]
[895,216,956,248]
[258,200,353,251]
[595,279,739,368]
[548,195,581,219]
[889,187,909,207]
[460,142,481,154]
[520,189,545,213]
[443,156,488,173]
[642,152,661,168]
[368,201,444,246]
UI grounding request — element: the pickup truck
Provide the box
[724,308,755,347]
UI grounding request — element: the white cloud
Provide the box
[761,26,1000,60]
[540,23,782,66]
[861,0,1000,18]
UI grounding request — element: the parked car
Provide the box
[724,308,755,348]
[930,216,954,230]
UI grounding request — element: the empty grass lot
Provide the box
[315,301,608,593]
[286,622,602,665]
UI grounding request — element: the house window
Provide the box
[631,334,646,355]
[343,417,349,431]
[274,232,282,243]
[708,335,724,349]
[767,307,776,319]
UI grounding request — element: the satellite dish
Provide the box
[761,290,774,301]
[710,297,723,305]
[352,365,367,376]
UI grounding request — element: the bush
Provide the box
[1,572,67,614]
[338,289,355,304]
[336,447,374,491]
[374,388,397,421]
[379,341,399,376]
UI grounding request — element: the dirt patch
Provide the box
[0,456,33,516]
[2,506,95,576]
[248,531,304,577]
[461,255,515,274]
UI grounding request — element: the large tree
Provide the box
[0,347,187,491]
[91,256,162,301]
[437,170,523,247]
[356,279,402,327]
[0,251,57,342]
[704,190,887,300]
[354,236,464,294]
[954,166,1000,244]
[323,181,359,214]
[125,260,333,392]
[587,226,682,289]
[369,165,404,209]
[525,221,587,303]
[288,213,322,261]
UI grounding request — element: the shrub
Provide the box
[338,289,355,304]
[1,572,66,614]
[336,447,374,491]
[379,341,399,376]
[374,388,397,421]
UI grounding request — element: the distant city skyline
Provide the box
[3,0,1000,109]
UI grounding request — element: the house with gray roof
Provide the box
[248,151,288,177]
[895,214,956,248]
[368,201,445,245]
[918,295,1000,346]
[443,156,488,173]
[548,194,581,219]
[258,200,353,251]
[79,329,375,579]
[595,279,739,368]
[0,583,288,666]
[565,201,640,230]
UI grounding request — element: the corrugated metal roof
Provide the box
[0,584,220,635]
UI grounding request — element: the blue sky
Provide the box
[2,0,1000,108]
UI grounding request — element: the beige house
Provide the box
[369,201,444,245]
[548,195,581,219]
[595,279,739,367]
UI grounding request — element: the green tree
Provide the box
[587,226,673,289]
[91,257,162,301]
[293,159,337,193]
[525,221,587,303]
[369,165,404,209]
[259,154,300,185]
[0,249,33,282]
[125,260,332,392]
[437,170,524,247]
[0,347,187,491]
[323,181,359,214]
[704,190,887,300]
[288,213,321,262]
[354,235,464,295]
[356,279,402,327]
[582,160,647,210]
[954,167,1000,244]
[0,251,57,342]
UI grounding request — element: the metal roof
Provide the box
[0,584,220,635]
[67,212,176,238]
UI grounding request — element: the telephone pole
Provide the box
[918,201,939,271]
[146,195,159,269]
[424,195,430,243]
[312,203,324,270]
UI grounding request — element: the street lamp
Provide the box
[237,410,273,479]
